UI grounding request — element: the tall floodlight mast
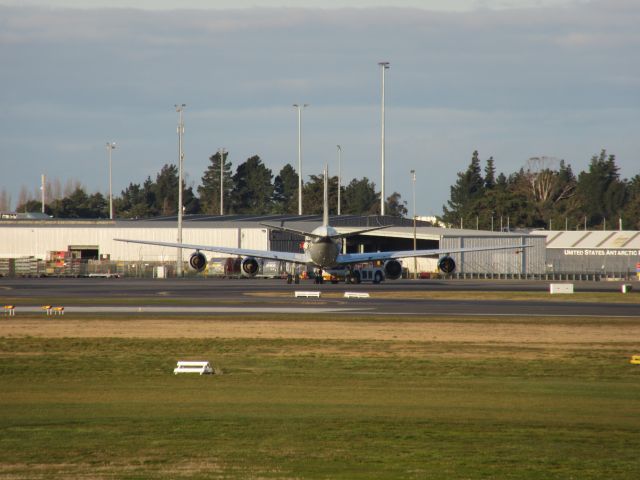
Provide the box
[378,61,390,216]
[337,145,342,216]
[293,103,308,215]
[106,142,116,220]
[219,148,226,216]
[175,104,186,277]
[411,169,417,279]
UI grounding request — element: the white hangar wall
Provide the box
[0,223,268,262]
[534,230,640,274]
[441,234,546,275]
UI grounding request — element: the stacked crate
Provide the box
[14,257,39,277]
[0,258,13,277]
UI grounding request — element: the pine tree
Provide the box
[229,156,273,214]
[576,150,626,228]
[484,157,496,190]
[441,150,485,226]
[198,151,232,215]
[342,178,379,215]
[272,164,299,214]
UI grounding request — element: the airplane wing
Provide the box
[113,238,308,264]
[336,244,530,265]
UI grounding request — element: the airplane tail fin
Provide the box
[323,164,329,227]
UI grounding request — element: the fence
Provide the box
[0,256,637,281]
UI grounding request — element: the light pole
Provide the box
[106,142,116,220]
[337,145,342,216]
[175,104,186,277]
[378,61,390,216]
[293,103,308,215]
[40,174,46,214]
[410,169,417,279]
[219,148,226,216]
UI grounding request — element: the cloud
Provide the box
[0,1,638,212]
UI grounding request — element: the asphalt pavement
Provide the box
[1,277,639,317]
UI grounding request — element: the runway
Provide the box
[2,277,639,317]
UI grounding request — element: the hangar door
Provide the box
[68,245,100,260]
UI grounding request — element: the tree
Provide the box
[0,188,11,211]
[16,199,45,214]
[575,150,626,228]
[342,178,379,215]
[272,164,299,214]
[385,192,407,217]
[622,175,640,229]
[150,164,198,216]
[16,186,30,211]
[484,157,496,190]
[48,187,107,218]
[114,182,156,219]
[153,164,179,215]
[229,155,273,214]
[302,173,338,215]
[198,151,232,215]
[441,150,485,227]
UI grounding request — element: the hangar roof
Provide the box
[531,230,640,249]
[0,213,538,242]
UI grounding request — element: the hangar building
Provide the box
[532,230,640,277]
[0,214,544,277]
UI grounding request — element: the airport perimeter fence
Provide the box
[0,257,285,279]
[440,271,639,281]
[0,256,638,281]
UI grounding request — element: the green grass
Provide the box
[1,336,639,479]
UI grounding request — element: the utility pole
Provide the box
[411,169,417,280]
[219,148,226,216]
[175,104,186,277]
[40,174,46,214]
[337,145,342,216]
[378,61,390,216]
[106,142,116,220]
[293,104,308,215]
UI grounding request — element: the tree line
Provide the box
[441,149,640,230]
[11,148,639,231]
[12,152,407,219]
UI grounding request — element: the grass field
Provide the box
[1,314,639,479]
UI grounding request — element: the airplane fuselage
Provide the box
[305,226,343,268]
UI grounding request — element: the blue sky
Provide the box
[0,0,638,216]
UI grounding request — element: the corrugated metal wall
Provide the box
[0,226,268,262]
[440,235,546,274]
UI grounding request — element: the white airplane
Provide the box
[115,167,529,282]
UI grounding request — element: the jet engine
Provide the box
[383,259,403,280]
[189,252,207,272]
[241,257,260,277]
[437,256,456,274]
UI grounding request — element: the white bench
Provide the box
[173,361,214,375]
[549,283,574,294]
[295,291,321,298]
[344,292,370,299]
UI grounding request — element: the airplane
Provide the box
[115,167,529,283]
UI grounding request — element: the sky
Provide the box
[0,0,638,217]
